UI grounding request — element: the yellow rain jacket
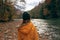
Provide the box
[18,22,39,40]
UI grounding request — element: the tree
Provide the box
[0,0,15,22]
[43,0,58,18]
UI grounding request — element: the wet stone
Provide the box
[0,20,22,40]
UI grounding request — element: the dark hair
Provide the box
[22,12,30,21]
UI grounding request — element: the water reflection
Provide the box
[31,19,60,40]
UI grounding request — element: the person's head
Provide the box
[22,12,30,23]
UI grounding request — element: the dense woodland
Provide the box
[0,0,60,22]
[29,0,60,19]
[0,0,16,22]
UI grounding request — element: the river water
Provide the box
[0,19,60,40]
[31,18,60,40]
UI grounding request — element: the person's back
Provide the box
[18,12,39,40]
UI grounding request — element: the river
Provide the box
[0,18,60,40]
[31,18,60,40]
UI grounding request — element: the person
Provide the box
[18,12,39,40]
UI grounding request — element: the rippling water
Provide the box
[31,19,60,40]
[0,19,60,40]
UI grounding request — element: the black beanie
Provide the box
[22,12,30,20]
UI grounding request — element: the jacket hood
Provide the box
[18,22,34,34]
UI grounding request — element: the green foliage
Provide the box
[43,0,58,18]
